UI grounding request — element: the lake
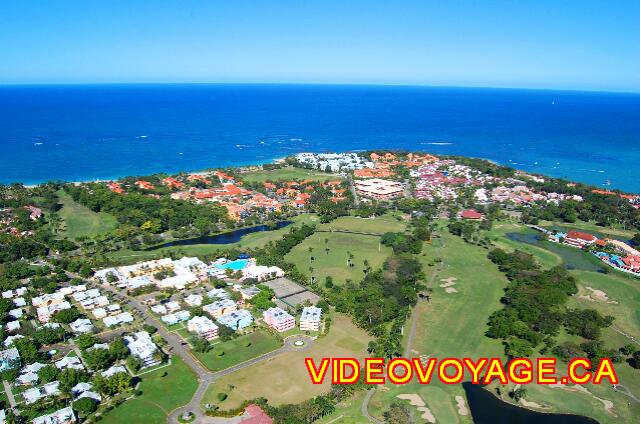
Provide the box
[463,382,599,424]
[149,221,293,249]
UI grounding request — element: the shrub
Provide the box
[217,392,228,401]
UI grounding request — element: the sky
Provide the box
[1,0,639,91]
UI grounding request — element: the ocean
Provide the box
[0,84,638,192]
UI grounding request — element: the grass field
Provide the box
[57,190,117,238]
[100,356,198,424]
[285,214,406,285]
[240,167,341,183]
[487,222,563,269]
[107,213,319,263]
[193,330,283,372]
[201,313,371,410]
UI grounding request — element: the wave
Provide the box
[421,142,453,146]
[34,142,43,146]
[290,138,303,142]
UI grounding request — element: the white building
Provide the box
[70,318,94,334]
[32,406,75,424]
[203,299,237,318]
[124,331,161,368]
[300,306,322,331]
[187,316,219,340]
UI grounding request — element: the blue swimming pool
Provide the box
[215,259,249,271]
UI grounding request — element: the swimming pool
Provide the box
[215,259,249,271]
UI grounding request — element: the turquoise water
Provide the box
[215,259,248,271]
[1,84,638,192]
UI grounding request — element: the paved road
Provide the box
[167,335,313,423]
[361,389,383,424]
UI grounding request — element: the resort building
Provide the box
[102,312,134,328]
[242,265,285,282]
[161,310,190,326]
[216,309,253,331]
[187,316,219,340]
[203,299,237,318]
[354,178,404,200]
[124,331,161,368]
[564,230,598,248]
[263,307,295,332]
[24,381,60,404]
[69,319,94,334]
[460,209,484,220]
[299,306,322,331]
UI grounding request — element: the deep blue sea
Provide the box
[0,84,638,192]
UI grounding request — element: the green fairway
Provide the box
[285,214,406,285]
[365,230,508,423]
[240,167,341,183]
[193,330,282,372]
[99,356,198,423]
[487,222,563,269]
[57,190,117,238]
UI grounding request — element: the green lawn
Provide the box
[240,167,341,183]
[201,313,370,410]
[57,189,117,238]
[99,356,198,423]
[193,330,282,372]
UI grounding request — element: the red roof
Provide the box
[461,209,483,219]
[242,404,273,424]
[566,230,597,242]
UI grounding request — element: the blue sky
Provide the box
[1,0,638,91]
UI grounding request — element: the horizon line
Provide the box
[0,81,639,95]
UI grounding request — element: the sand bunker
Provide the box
[519,399,551,409]
[455,395,469,416]
[578,286,617,304]
[445,287,458,293]
[549,383,616,415]
[440,277,459,293]
[397,394,436,422]
[397,394,425,407]
[417,406,436,423]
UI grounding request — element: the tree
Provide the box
[52,307,81,324]
[83,348,115,371]
[73,397,98,416]
[384,402,413,424]
[109,337,130,360]
[509,387,527,402]
[76,334,99,350]
[13,338,43,364]
[38,365,60,383]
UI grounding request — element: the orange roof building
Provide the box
[162,177,184,189]
[135,180,155,190]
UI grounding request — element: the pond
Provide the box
[149,221,293,249]
[463,382,599,424]
[506,232,605,273]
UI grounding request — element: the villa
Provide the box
[102,312,134,328]
[32,406,76,424]
[24,381,60,404]
[216,309,253,331]
[187,316,219,340]
[124,331,161,368]
[263,307,295,332]
[0,347,20,372]
[299,306,322,331]
[70,318,94,334]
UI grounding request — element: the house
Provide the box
[151,305,168,315]
[564,230,598,248]
[460,209,484,220]
[0,347,20,372]
[13,297,26,307]
[263,307,295,332]
[239,285,262,300]
[165,301,181,312]
[55,356,84,371]
[184,294,203,307]
[103,312,134,328]
[161,310,190,326]
[70,319,94,334]
[187,316,219,340]
[23,381,60,404]
[32,406,76,424]
[124,331,161,368]
[207,288,230,299]
[9,308,23,319]
[203,299,237,318]
[37,301,72,323]
[3,335,25,347]
[102,365,127,378]
[5,321,21,332]
[241,404,273,424]
[92,308,107,319]
[216,309,253,331]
